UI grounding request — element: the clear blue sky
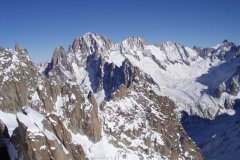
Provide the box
[0,0,239,63]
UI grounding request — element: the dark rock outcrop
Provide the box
[86,54,103,92]
[15,43,20,54]
[215,66,240,97]
[0,120,10,160]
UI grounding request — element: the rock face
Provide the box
[102,82,203,159]
[86,54,103,92]
[103,59,136,99]
[215,66,240,97]
[71,32,112,55]
[15,43,20,54]
[226,67,240,95]
[10,109,86,160]
[0,120,10,160]
[193,46,214,59]
[0,47,101,159]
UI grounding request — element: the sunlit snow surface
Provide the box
[0,111,18,136]
[114,42,239,118]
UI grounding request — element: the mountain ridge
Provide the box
[44,32,240,119]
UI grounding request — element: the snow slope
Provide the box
[115,39,239,118]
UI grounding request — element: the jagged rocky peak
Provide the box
[193,40,237,60]
[52,46,66,66]
[193,46,214,58]
[13,42,29,55]
[71,32,113,54]
[15,42,20,53]
[223,39,229,45]
[160,41,187,57]
[0,47,51,113]
[213,40,237,60]
[215,66,240,98]
[222,39,236,48]
[162,41,175,45]
[121,36,146,50]
[160,41,181,51]
[236,45,240,58]
[157,41,198,65]
[216,39,236,50]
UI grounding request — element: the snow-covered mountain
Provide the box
[45,33,240,119]
[0,33,240,159]
[42,33,240,159]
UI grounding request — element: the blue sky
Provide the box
[0,0,239,63]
